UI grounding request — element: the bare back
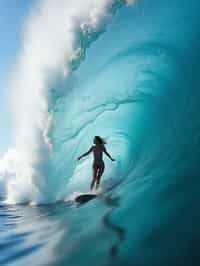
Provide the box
[92,145,105,164]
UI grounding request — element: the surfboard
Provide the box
[75,193,98,204]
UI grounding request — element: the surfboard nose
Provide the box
[75,194,97,204]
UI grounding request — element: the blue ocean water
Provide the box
[1,0,200,265]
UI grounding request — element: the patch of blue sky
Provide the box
[0,0,33,153]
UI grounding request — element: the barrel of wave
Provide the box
[64,104,137,196]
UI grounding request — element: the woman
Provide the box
[77,136,115,190]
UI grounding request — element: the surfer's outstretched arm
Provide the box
[103,147,115,161]
[77,147,93,160]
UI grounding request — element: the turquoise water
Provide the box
[1,0,200,265]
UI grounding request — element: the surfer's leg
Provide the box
[90,165,98,191]
[96,163,105,190]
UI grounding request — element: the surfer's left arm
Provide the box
[77,146,93,160]
[103,147,115,161]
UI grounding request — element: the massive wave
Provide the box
[0,0,200,217]
[1,1,200,265]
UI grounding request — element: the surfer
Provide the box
[77,136,115,190]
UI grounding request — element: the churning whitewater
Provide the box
[0,0,134,204]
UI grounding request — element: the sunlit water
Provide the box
[1,0,200,265]
[0,194,126,266]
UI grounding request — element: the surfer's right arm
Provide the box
[77,146,93,160]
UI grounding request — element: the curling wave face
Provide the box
[1,0,200,265]
[0,0,200,208]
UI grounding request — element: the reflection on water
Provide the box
[0,195,122,266]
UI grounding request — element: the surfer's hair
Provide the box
[94,136,106,146]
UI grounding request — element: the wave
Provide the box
[1,0,200,209]
[1,1,200,265]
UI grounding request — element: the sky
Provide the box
[0,0,33,153]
